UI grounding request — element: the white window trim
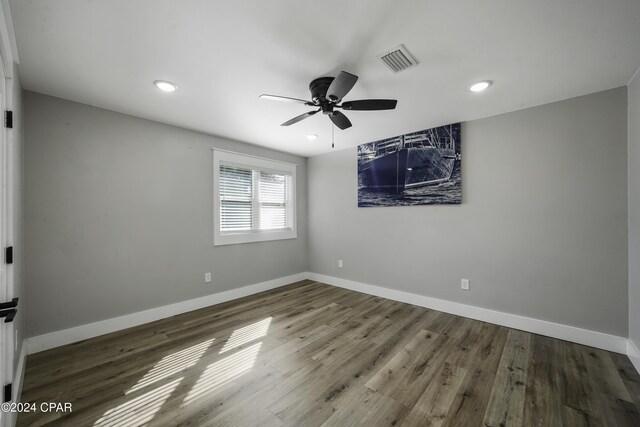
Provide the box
[213,149,297,246]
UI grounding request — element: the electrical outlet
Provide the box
[461,279,470,291]
[338,260,343,268]
[205,272,212,283]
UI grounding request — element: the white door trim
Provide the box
[0,48,9,427]
[0,2,16,425]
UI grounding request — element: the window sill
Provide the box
[214,229,297,246]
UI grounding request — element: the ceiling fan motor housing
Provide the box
[309,77,335,106]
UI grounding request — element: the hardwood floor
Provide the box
[19,280,640,426]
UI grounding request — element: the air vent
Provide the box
[378,44,418,74]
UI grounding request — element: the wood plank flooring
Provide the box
[19,280,640,426]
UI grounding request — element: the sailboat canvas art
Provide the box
[357,123,462,207]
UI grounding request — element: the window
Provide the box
[213,149,296,245]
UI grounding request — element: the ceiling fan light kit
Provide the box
[260,71,398,131]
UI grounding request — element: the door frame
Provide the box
[0,2,17,426]
[0,51,13,427]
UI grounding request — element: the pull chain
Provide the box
[331,122,335,149]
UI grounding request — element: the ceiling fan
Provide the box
[260,71,397,130]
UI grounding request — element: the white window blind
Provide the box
[219,166,293,232]
[220,166,253,231]
[258,171,292,230]
[214,150,297,245]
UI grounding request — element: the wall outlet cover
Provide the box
[461,279,470,290]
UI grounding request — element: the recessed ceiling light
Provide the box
[469,81,492,92]
[306,134,318,140]
[154,80,179,93]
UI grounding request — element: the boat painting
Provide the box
[358,123,461,207]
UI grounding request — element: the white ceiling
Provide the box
[10,0,640,157]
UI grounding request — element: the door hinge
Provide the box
[5,246,12,264]
[3,383,11,403]
[4,110,12,128]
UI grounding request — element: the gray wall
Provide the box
[630,74,640,347]
[24,87,631,339]
[308,88,628,336]
[24,91,308,336]
[11,65,25,368]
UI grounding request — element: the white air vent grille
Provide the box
[378,45,418,74]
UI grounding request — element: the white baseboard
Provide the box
[628,339,640,374]
[26,272,308,354]
[25,271,630,357]
[307,273,628,354]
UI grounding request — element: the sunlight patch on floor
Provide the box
[126,339,214,394]
[183,342,262,404]
[97,317,272,424]
[93,377,182,427]
[220,317,272,354]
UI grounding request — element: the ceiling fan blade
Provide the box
[329,111,352,130]
[341,99,398,111]
[326,71,358,102]
[260,94,311,105]
[280,109,320,126]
